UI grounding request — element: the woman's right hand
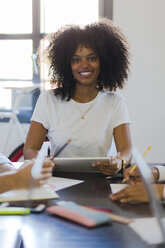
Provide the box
[123,166,159,184]
[123,166,141,184]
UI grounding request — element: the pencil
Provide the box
[122,145,151,183]
[52,139,71,159]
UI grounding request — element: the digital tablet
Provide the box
[53,157,110,172]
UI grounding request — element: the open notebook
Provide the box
[0,176,85,202]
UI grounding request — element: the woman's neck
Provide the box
[73,86,99,103]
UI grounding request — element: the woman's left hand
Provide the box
[109,182,150,203]
[92,156,122,175]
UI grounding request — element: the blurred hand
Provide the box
[92,156,122,175]
[109,182,164,203]
[37,157,55,185]
[109,183,149,203]
[16,157,54,189]
[123,166,159,184]
[123,166,141,184]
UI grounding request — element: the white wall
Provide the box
[114,0,165,163]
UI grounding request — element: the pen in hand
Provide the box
[122,145,152,183]
[52,139,71,159]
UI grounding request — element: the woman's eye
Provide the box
[72,58,80,63]
[89,57,96,61]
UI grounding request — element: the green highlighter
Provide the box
[0,207,30,215]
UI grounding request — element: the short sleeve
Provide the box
[0,153,13,165]
[155,165,165,182]
[113,94,131,128]
[31,90,49,130]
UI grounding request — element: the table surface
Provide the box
[1,171,165,248]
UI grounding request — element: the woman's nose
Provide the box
[80,59,89,67]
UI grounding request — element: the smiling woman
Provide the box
[23,18,132,176]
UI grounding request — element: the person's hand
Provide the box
[15,157,54,189]
[109,183,164,203]
[123,166,159,184]
[109,183,149,203]
[38,157,54,184]
[123,166,141,184]
[92,156,122,175]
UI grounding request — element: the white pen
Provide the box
[31,152,45,179]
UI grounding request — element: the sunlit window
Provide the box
[0,0,99,109]
[0,0,32,34]
[41,0,98,33]
[0,40,32,80]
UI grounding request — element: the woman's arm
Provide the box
[113,123,132,167]
[92,123,132,175]
[23,121,48,159]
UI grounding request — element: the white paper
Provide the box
[129,217,165,245]
[46,176,84,191]
[0,176,83,202]
[0,185,58,202]
[110,183,127,194]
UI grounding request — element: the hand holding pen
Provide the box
[122,146,151,184]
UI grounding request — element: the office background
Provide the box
[0,0,165,163]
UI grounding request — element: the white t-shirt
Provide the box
[0,153,13,165]
[31,90,130,157]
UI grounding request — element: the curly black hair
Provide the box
[38,18,130,100]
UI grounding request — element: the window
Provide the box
[0,0,112,117]
[41,0,98,33]
[0,0,34,111]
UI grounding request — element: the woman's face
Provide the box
[71,44,100,86]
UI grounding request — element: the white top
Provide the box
[31,90,130,157]
[154,165,165,200]
[0,153,13,165]
[156,165,165,182]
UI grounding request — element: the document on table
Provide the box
[129,217,165,245]
[110,183,127,194]
[0,185,59,202]
[46,176,84,191]
[0,177,84,202]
